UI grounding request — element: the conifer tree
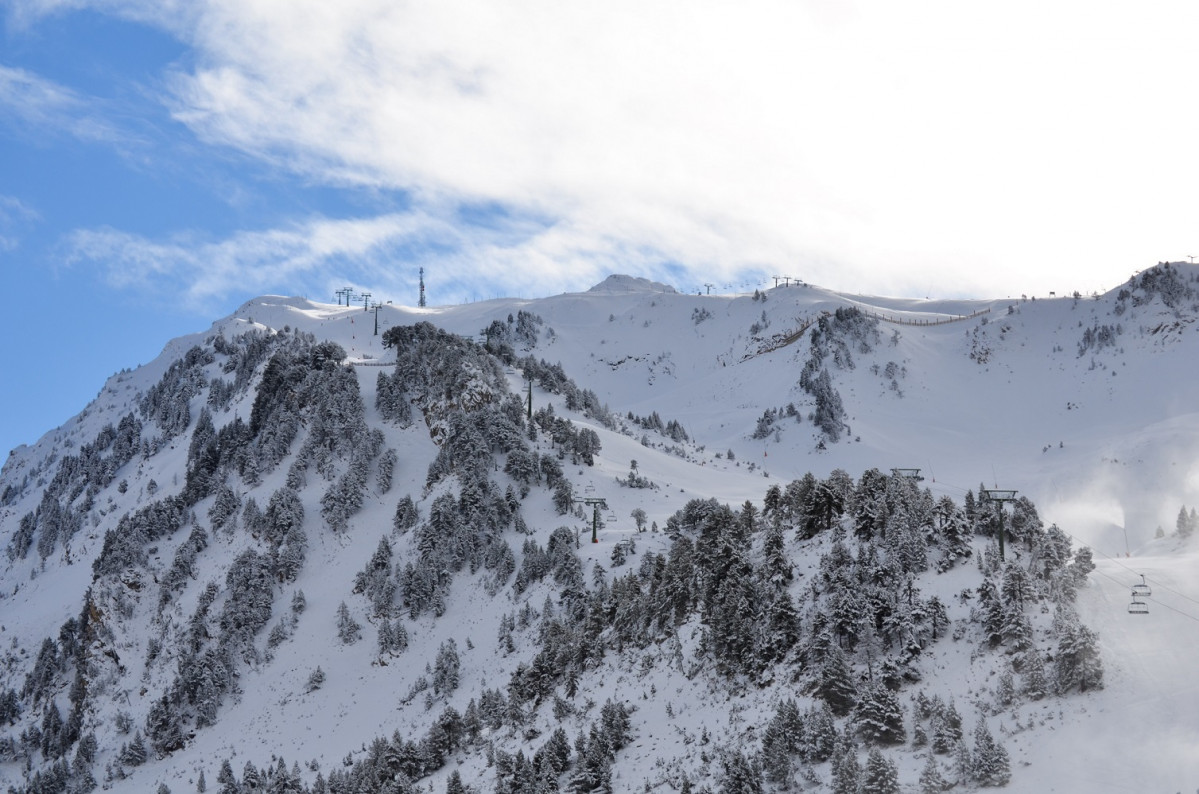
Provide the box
[216,759,238,794]
[853,682,906,745]
[1177,506,1194,538]
[977,578,1005,647]
[433,639,461,696]
[999,592,1032,652]
[719,748,765,794]
[831,743,861,794]
[918,752,949,793]
[1054,619,1103,693]
[952,739,972,786]
[1023,651,1049,700]
[816,644,858,717]
[761,703,800,788]
[930,700,962,754]
[971,721,1011,787]
[799,702,837,764]
[862,747,901,794]
[336,602,362,645]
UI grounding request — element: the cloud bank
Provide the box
[17,0,1199,303]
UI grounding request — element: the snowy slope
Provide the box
[1,264,1198,793]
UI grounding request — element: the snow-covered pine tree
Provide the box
[831,742,862,794]
[1054,615,1103,693]
[800,702,837,763]
[432,639,461,697]
[971,721,1011,787]
[918,752,949,793]
[718,748,764,794]
[853,682,906,745]
[862,747,901,794]
[1022,650,1049,700]
[816,644,858,717]
[336,602,362,645]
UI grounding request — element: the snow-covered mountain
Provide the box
[2,263,1198,793]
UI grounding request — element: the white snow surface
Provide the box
[2,268,1199,792]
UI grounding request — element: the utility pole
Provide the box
[361,292,372,311]
[581,496,607,544]
[980,488,1018,563]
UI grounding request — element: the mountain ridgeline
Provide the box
[2,265,1197,793]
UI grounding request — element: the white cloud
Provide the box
[61,208,694,309]
[21,1,1199,298]
[0,65,128,145]
[0,195,39,252]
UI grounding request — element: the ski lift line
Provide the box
[830,471,1198,613]
[1086,562,1199,623]
[932,480,1199,610]
[1056,526,1199,608]
[1128,591,1199,623]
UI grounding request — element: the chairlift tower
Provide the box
[371,302,383,335]
[419,267,427,308]
[335,287,353,306]
[581,496,608,544]
[361,292,372,311]
[704,283,714,295]
[980,488,1018,563]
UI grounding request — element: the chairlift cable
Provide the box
[1084,563,1199,623]
[1056,528,1199,608]
[872,473,1199,617]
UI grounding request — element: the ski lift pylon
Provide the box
[1131,574,1151,598]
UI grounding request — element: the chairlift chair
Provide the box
[1128,597,1149,615]
[1131,574,1152,598]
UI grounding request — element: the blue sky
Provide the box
[2,0,1198,460]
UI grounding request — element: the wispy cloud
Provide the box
[0,65,126,145]
[61,208,707,309]
[64,214,430,309]
[0,195,40,252]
